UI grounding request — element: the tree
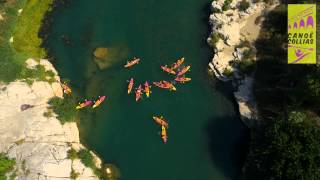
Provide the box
[242,115,320,179]
[0,153,15,179]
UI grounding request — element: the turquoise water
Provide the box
[45,0,248,179]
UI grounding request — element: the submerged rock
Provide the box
[93,45,128,70]
[93,47,109,59]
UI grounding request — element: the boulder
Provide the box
[93,46,128,70]
[93,47,108,60]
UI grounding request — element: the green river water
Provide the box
[45,0,248,179]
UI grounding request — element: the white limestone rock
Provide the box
[208,0,279,126]
[0,60,102,179]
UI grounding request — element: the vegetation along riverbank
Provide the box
[0,0,115,179]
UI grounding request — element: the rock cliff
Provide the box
[208,0,278,126]
[0,59,101,179]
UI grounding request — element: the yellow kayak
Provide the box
[161,125,168,144]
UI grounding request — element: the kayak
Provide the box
[61,82,72,95]
[127,78,134,94]
[93,96,106,108]
[161,65,176,75]
[177,65,191,76]
[124,58,140,68]
[153,81,170,89]
[144,81,151,98]
[153,81,176,91]
[135,85,143,101]
[76,100,93,110]
[171,57,185,69]
[175,76,191,83]
[153,116,168,128]
[161,125,168,144]
[162,80,176,91]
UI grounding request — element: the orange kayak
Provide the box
[153,116,169,128]
[171,57,185,69]
[177,65,191,76]
[161,125,168,144]
[175,76,191,83]
[144,81,151,98]
[161,65,176,75]
[93,96,106,108]
[162,80,176,91]
[61,83,72,95]
[153,81,176,91]
[124,58,140,68]
[135,85,143,101]
[153,81,168,89]
[127,78,134,94]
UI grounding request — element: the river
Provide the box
[45,0,248,179]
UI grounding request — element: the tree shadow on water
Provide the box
[206,115,250,179]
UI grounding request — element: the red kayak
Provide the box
[177,65,191,76]
[127,78,134,94]
[153,81,176,91]
[135,85,143,101]
[162,80,176,91]
[153,81,170,89]
[171,57,185,69]
[161,65,176,75]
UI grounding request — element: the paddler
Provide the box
[127,78,134,94]
[135,85,143,101]
[161,125,168,144]
[61,82,72,95]
[144,81,151,97]
[93,96,106,108]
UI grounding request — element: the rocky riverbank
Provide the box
[207,0,278,127]
[0,59,103,179]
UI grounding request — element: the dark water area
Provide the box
[45,0,249,179]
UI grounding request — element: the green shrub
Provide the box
[0,153,16,179]
[242,48,256,61]
[222,68,233,77]
[70,168,79,180]
[43,110,53,118]
[212,7,222,13]
[222,0,232,11]
[48,96,78,124]
[208,33,220,48]
[18,65,56,84]
[13,0,53,58]
[243,117,320,179]
[67,148,78,161]
[238,0,250,12]
[239,59,255,74]
[78,149,103,178]
[0,0,28,83]
[236,40,251,48]
[78,149,95,168]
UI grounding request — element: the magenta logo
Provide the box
[288,16,314,29]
